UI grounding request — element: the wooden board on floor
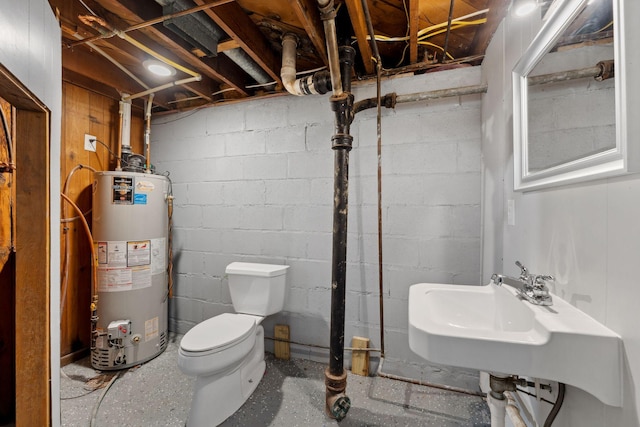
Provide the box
[274,324,290,360]
[351,336,370,376]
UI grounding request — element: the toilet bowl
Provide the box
[178,262,288,426]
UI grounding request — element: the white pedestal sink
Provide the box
[408,282,622,407]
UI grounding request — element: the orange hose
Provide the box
[60,193,98,298]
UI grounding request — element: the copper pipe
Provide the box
[145,94,154,173]
[360,0,385,360]
[122,76,202,102]
[60,193,98,299]
[70,0,235,47]
[116,100,124,170]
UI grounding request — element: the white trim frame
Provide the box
[512,0,635,191]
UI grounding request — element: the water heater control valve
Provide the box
[108,320,132,341]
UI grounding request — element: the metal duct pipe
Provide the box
[225,48,274,88]
[156,0,224,56]
[281,34,332,96]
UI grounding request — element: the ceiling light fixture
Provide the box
[513,0,538,17]
[143,59,176,77]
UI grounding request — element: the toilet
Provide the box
[178,262,289,426]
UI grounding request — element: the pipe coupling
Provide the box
[596,60,614,81]
[331,134,353,151]
[489,374,525,400]
[325,368,350,420]
[318,0,337,20]
[330,93,355,126]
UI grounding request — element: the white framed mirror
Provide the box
[512,0,637,191]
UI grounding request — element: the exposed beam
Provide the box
[61,0,231,101]
[409,0,419,64]
[193,0,282,84]
[345,0,375,75]
[218,39,240,53]
[289,0,328,65]
[62,46,178,107]
[95,0,251,96]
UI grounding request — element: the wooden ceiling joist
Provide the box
[289,0,328,65]
[409,0,420,64]
[344,0,375,75]
[95,0,250,96]
[194,0,282,85]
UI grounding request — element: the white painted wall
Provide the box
[0,1,62,425]
[152,67,484,388]
[482,2,640,425]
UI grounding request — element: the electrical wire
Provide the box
[354,13,487,65]
[597,21,613,33]
[77,0,98,16]
[516,387,555,405]
[60,209,93,223]
[93,139,121,162]
[60,388,100,400]
[544,383,566,427]
[89,372,120,427]
[164,172,174,299]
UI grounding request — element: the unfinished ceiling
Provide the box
[50,0,509,112]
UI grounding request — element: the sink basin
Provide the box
[408,282,622,406]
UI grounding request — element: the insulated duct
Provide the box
[156,0,223,57]
[154,0,272,87]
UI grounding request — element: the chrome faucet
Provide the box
[491,261,554,306]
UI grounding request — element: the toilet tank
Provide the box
[225,262,289,316]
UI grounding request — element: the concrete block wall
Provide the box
[152,66,483,388]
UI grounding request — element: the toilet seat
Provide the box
[180,313,256,357]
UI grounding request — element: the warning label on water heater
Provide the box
[96,240,154,292]
[145,316,159,342]
[127,240,151,267]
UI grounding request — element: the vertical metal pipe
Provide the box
[329,46,356,377]
[359,0,385,360]
[329,146,349,375]
[145,94,154,173]
[442,0,456,62]
[318,0,343,96]
[325,45,355,421]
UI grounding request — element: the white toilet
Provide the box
[178,262,289,426]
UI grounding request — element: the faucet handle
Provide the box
[536,275,554,283]
[515,261,529,278]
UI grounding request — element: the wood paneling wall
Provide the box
[60,82,144,360]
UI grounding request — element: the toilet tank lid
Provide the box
[225,262,289,277]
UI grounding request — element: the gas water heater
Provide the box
[91,170,170,370]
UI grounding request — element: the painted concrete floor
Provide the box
[60,333,490,426]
